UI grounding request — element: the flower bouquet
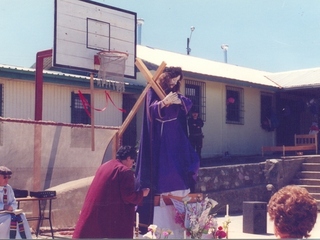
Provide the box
[173,195,219,239]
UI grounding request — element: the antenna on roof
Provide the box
[187,26,195,55]
[221,44,229,63]
[137,18,144,45]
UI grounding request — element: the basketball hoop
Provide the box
[95,50,128,92]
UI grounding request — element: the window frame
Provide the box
[260,91,275,131]
[71,92,91,124]
[0,84,3,146]
[0,84,3,117]
[185,79,206,122]
[226,85,244,125]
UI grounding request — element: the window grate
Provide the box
[0,84,3,117]
[71,92,91,124]
[261,92,275,131]
[0,84,3,146]
[185,80,206,121]
[226,86,244,124]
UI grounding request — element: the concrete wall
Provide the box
[48,177,94,229]
[2,118,118,190]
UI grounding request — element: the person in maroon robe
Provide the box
[135,67,200,232]
[72,146,150,239]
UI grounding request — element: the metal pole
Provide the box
[187,26,195,55]
[35,49,52,121]
[187,38,190,55]
[224,49,228,63]
[90,73,95,151]
[221,44,229,63]
[137,18,144,45]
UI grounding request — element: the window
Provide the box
[0,84,3,146]
[0,84,3,117]
[226,86,244,124]
[261,92,277,131]
[71,92,91,124]
[185,80,206,121]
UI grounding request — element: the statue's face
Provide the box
[169,76,179,88]
[166,75,180,90]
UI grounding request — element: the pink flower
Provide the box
[227,97,235,104]
[174,210,185,228]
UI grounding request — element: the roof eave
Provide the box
[142,60,278,91]
[0,65,144,94]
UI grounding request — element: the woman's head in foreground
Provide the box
[268,185,317,239]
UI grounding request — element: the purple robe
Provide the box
[73,159,144,239]
[135,88,200,230]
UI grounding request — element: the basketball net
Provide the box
[96,51,128,92]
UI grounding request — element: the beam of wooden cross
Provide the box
[117,58,167,141]
[135,58,166,100]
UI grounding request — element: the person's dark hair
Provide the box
[116,146,137,161]
[159,66,183,93]
[191,108,199,113]
[268,185,317,238]
[0,166,12,176]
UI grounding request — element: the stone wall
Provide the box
[195,157,305,214]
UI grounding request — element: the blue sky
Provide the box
[1,0,320,72]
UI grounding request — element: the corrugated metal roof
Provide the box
[266,67,320,89]
[0,63,135,85]
[0,64,144,94]
[0,64,89,79]
[137,45,279,88]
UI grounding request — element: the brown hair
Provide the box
[158,67,183,94]
[268,185,317,238]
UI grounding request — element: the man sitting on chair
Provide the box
[0,166,32,239]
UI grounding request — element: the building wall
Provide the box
[1,70,277,159]
[200,80,276,158]
[0,78,123,126]
[3,79,35,119]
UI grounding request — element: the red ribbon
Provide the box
[104,91,126,113]
[78,90,126,118]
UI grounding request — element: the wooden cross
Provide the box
[114,58,167,154]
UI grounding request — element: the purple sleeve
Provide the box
[179,94,193,114]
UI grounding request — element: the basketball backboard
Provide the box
[53,0,136,78]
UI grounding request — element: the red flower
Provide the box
[215,226,227,239]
